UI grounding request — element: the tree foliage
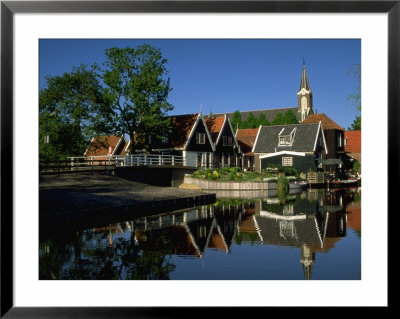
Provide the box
[39,44,174,160]
[231,110,242,133]
[39,64,103,161]
[95,45,173,152]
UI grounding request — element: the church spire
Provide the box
[297,60,313,121]
[299,59,311,91]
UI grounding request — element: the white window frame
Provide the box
[196,132,205,144]
[282,156,293,166]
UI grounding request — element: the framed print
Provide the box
[1,0,395,316]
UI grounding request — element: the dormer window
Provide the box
[279,136,289,145]
[278,128,296,146]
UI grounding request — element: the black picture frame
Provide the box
[1,0,395,317]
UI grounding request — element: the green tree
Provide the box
[282,109,298,124]
[243,112,258,129]
[258,113,270,126]
[348,115,361,130]
[271,112,284,125]
[347,64,361,130]
[95,45,173,152]
[39,64,103,161]
[231,110,242,133]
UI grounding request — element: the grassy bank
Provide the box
[190,166,298,182]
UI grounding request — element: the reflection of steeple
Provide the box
[300,244,315,280]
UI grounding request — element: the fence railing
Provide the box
[124,154,184,166]
[40,154,186,175]
[307,172,326,184]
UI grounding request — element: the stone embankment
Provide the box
[40,174,215,226]
[183,176,277,191]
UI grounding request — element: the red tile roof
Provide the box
[236,128,258,155]
[170,114,199,148]
[302,113,344,130]
[344,130,361,154]
[204,116,225,143]
[84,135,124,157]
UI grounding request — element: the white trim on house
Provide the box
[183,113,201,151]
[313,121,328,154]
[112,135,126,156]
[214,114,227,147]
[83,137,95,156]
[201,116,216,151]
[226,116,241,150]
[124,140,131,154]
[259,151,306,159]
[183,114,215,151]
[251,125,263,153]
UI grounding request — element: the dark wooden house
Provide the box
[204,114,240,168]
[252,122,328,174]
[153,113,215,168]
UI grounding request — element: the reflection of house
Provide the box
[252,122,328,173]
[346,200,361,232]
[235,128,258,170]
[84,135,129,164]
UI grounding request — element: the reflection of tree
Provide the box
[39,226,176,280]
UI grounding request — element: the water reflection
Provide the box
[39,187,361,280]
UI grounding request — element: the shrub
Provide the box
[277,175,289,191]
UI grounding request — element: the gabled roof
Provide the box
[235,128,259,155]
[169,113,199,149]
[84,135,125,157]
[252,123,322,154]
[344,130,361,153]
[302,113,344,130]
[204,115,225,143]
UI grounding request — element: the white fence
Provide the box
[122,154,185,166]
[69,154,185,167]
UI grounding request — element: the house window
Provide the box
[228,137,233,146]
[223,136,227,146]
[279,136,286,145]
[196,132,205,144]
[337,133,342,147]
[44,135,50,144]
[282,157,293,166]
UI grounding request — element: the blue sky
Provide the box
[39,39,360,130]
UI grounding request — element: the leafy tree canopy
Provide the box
[94,45,173,152]
[39,64,103,161]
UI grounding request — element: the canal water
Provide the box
[39,187,361,280]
